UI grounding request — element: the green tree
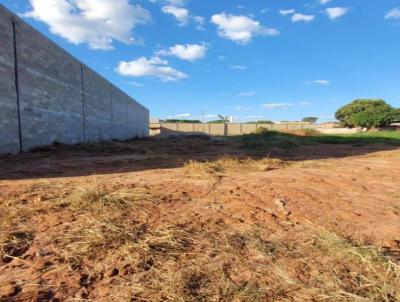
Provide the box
[392,109,400,122]
[302,117,318,124]
[207,120,225,124]
[335,99,395,129]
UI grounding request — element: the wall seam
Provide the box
[11,18,23,153]
[110,85,113,138]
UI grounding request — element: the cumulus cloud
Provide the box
[326,7,349,20]
[279,9,295,16]
[24,0,151,50]
[261,103,293,109]
[157,44,207,61]
[211,13,279,44]
[162,5,189,26]
[292,13,315,23]
[116,57,188,82]
[161,4,204,29]
[385,8,400,20]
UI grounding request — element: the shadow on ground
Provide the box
[0,131,399,180]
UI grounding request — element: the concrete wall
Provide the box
[150,123,318,136]
[318,128,360,134]
[0,5,149,153]
[0,7,19,153]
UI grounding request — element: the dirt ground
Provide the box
[0,135,399,301]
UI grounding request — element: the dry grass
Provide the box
[1,185,399,301]
[183,156,287,179]
[52,199,400,302]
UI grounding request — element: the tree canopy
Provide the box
[302,117,318,124]
[335,99,397,129]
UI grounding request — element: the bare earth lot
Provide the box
[0,134,399,301]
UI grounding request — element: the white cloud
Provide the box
[169,113,192,118]
[292,13,315,23]
[279,9,295,16]
[24,0,151,50]
[320,0,331,5]
[161,4,204,29]
[326,7,349,20]
[116,56,188,82]
[193,15,205,30]
[385,8,400,20]
[239,91,256,97]
[308,79,331,85]
[229,65,246,70]
[157,44,207,61]
[162,5,189,26]
[300,101,312,106]
[261,103,293,109]
[211,13,280,44]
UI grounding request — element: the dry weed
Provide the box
[183,156,287,179]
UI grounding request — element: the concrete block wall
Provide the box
[0,7,19,153]
[0,5,149,153]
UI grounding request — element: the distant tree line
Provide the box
[160,119,202,124]
[245,120,274,124]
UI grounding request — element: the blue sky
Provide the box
[2,0,400,122]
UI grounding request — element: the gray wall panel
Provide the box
[0,8,19,153]
[0,5,149,153]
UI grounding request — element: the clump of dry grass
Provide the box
[68,184,154,211]
[183,156,242,178]
[311,230,400,301]
[183,156,287,179]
